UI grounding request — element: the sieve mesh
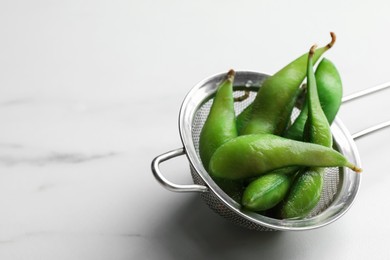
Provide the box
[190,88,342,229]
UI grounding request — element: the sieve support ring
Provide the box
[151,148,208,193]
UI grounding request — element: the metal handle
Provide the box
[341,82,390,140]
[352,120,390,140]
[342,81,390,103]
[151,148,208,193]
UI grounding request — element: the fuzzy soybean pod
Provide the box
[199,69,237,170]
[236,104,252,134]
[208,133,361,180]
[284,58,343,141]
[241,170,297,211]
[241,32,336,136]
[280,46,335,219]
[236,87,304,135]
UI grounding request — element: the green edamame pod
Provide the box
[236,104,252,134]
[306,48,333,147]
[199,70,237,170]
[280,168,323,219]
[241,166,300,212]
[236,87,304,135]
[281,46,334,219]
[209,133,360,180]
[241,33,336,136]
[284,58,343,141]
[214,177,245,203]
[284,102,309,141]
[315,58,343,124]
[242,172,296,211]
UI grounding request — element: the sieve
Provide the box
[151,71,390,231]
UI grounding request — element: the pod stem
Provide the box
[234,90,250,102]
[227,69,235,82]
[352,165,363,173]
[326,32,336,49]
[347,162,362,173]
[227,69,249,102]
[309,44,318,58]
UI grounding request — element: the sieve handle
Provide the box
[352,120,390,140]
[342,81,390,103]
[151,148,208,193]
[341,82,390,140]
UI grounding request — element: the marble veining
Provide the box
[0,98,36,107]
[0,142,24,149]
[0,148,118,167]
[0,231,144,241]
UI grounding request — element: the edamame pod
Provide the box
[284,58,343,141]
[305,47,333,147]
[242,172,296,211]
[199,70,237,170]
[280,168,323,219]
[315,58,343,124]
[241,166,300,211]
[213,177,245,203]
[236,87,304,135]
[241,32,336,135]
[209,134,360,180]
[281,46,335,219]
[236,104,252,134]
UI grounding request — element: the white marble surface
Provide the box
[1,1,390,259]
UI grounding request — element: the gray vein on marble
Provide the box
[0,231,144,244]
[0,151,119,166]
[35,182,66,192]
[0,142,24,149]
[0,98,35,107]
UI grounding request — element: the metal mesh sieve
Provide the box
[152,71,390,231]
[191,90,340,222]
